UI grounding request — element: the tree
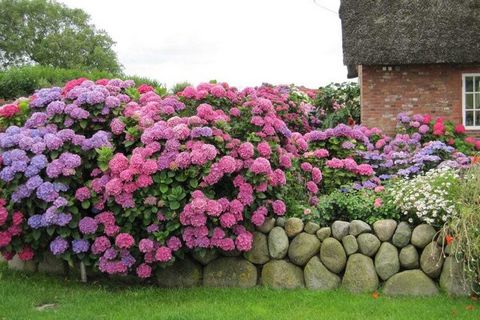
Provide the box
[0,0,122,73]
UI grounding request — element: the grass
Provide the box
[0,263,478,320]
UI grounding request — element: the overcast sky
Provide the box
[59,0,350,88]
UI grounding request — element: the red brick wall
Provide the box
[360,64,480,136]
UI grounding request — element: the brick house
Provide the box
[339,0,480,135]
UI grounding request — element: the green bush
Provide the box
[447,164,480,292]
[0,65,161,100]
[313,187,400,225]
[314,82,360,129]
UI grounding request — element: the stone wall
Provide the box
[359,64,480,137]
[5,218,472,296]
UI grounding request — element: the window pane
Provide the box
[466,77,474,92]
[466,93,474,108]
[466,111,474,126]
[476,111,480,126]
[476,77,480,92]
[476,94,480,109]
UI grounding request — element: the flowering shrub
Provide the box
[447,164,480,291]
[0,77,476,279]
[396,112,480,154]
[314,186,400,225]
[388,167,459,226]
[313,82,360,129]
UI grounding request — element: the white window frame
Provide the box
[462,73,480,130]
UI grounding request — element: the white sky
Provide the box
[59,0,350,88]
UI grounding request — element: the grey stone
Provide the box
[304,256,341,290]
[349,220,371,236]
[38,252,66,275]
[261,260,305,289]
[257,217,275,233]
[276,217,286,227]
[383,270,439,296]
[342,235,358,255]
[392,222,412,248]
[342,254,379,293]
[8,255,37,272]
[157,257,202,288]
[192,250,219,265]
[357,233,381,257]
[244,232,270,265]
[439,256,471,296]
[420,242,445,278]
[316,227,331,241]
[411,224,437,249]
[331,221,350,240]
[374,242,399,280]
[203,257,257,288]
[268,227,289,259]
[320,237,346,273]
[284,218,304,237]
[288,232,321,266]
[399,245,419,269]
[304,222,320,235]
[373,219,397,241]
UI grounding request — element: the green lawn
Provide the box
[0,263,478,320]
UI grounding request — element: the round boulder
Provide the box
[316,227,331,241]
[157,257,202,288]
[383,270,439,296]
[411,224,436,249]
[439,256,471,296]
[268,227,289,259]
[399,245,419,269]
[342,235,358,255]
[420,242,445,278]
[203,257,257,288]
[244,232,270,265]
[373,219,397,241]
[261,260,305,289]
[276,217,286,227]
[357,233,380,257]
[304,221,320,235]
[288,232,321,266]
[342,254,379,293]
[257,217,276,233]
[392,222,412,248]
[284,218,304,238]
[374,242,399,280]
[349,220,371,236]
[320,237,347,273]
[304,256,341,290]
[331,221,350,240]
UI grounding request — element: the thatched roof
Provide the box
[340,0,480,78]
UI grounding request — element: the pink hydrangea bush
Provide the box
[0,77,476,279]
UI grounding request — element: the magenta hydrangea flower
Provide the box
[75,187,91,202]
[272,200,286,216]
[155,246,172,262]
[249,157,271,174]
[115,233,134,249]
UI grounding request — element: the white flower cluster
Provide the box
[389,167,459,225]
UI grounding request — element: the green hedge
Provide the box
[0,65,161,100]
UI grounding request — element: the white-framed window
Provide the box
[463,74,480,129]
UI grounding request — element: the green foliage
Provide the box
[314,82,360,129]
[171,81,192,94]
[447,164,480,292]
[0,0,121,73]
[314,188,400,225]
